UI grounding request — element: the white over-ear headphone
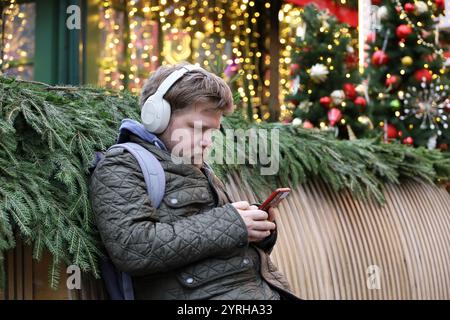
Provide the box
[141,64,202,134]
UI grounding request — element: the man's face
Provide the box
[159,102,223,168]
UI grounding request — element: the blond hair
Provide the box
[139,62,234,115]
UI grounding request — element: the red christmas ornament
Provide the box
[395,6,402,13]
[404,3,415,13]
[436,0,445,9]
[403,137,414,145]
[328,108,342,126]
[345,53,359,69]
[396,25,413,39]
[366,32,376,44]
[290,63,300,75]
[372,50,389,66]
[354,96,367,108]
[319,96,332,108]
[303,120,314,129]
[386,124,398,139]
[386,75,399,87]
[414,69,433,82]
[398,130,403,138]
[287,97,300,105]
[343,83,357,100]
[438,143,448,151]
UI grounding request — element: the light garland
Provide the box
[99,0,121,89]
[1,0,16,72]
[99,0,161,91]
[97,0,268,121]
[127,0,140,93]
[279,3,302,121]
[0,0,34,79]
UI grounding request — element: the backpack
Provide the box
[90,141,166,300]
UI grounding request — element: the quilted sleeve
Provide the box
[90,150,249,277]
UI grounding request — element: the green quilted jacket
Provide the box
[90,135,298,300]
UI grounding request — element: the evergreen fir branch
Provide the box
[48,255,61,290]
[0,208,14,251]
[4,191,32,237]
[32,230,44,261]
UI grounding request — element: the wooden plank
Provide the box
[15,238,23,300]
[223,177,450,300]
[23,244,33,300]
[6,248,15,299]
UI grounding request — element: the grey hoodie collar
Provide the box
[118,118,168,151]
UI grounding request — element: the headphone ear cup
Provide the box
[141,96,162,132]
[141,96,171,134]
[157,98,171,134]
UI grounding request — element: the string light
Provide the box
[1,0,33,79]
[278,4,303,120]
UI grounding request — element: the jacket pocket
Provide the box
[162,186,214,218]
[163,186,212,208]
[176,255,254,288]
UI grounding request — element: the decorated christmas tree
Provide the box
[286,4,369,139]
[365,0,449,149]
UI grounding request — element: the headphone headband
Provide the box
[152,64,202,98]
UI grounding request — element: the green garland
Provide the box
[0,76,449,289]
[0,77,139,289]
[217,111,450,203]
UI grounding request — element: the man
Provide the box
[90,62,298,300]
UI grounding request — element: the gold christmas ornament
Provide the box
[401,56,413,66]
[357,116,374,129]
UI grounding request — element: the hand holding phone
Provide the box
[258,188,291,211]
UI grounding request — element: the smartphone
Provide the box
[258,188,291,211]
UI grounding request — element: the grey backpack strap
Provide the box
[108,142,165,208]
[99,142,165,300]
